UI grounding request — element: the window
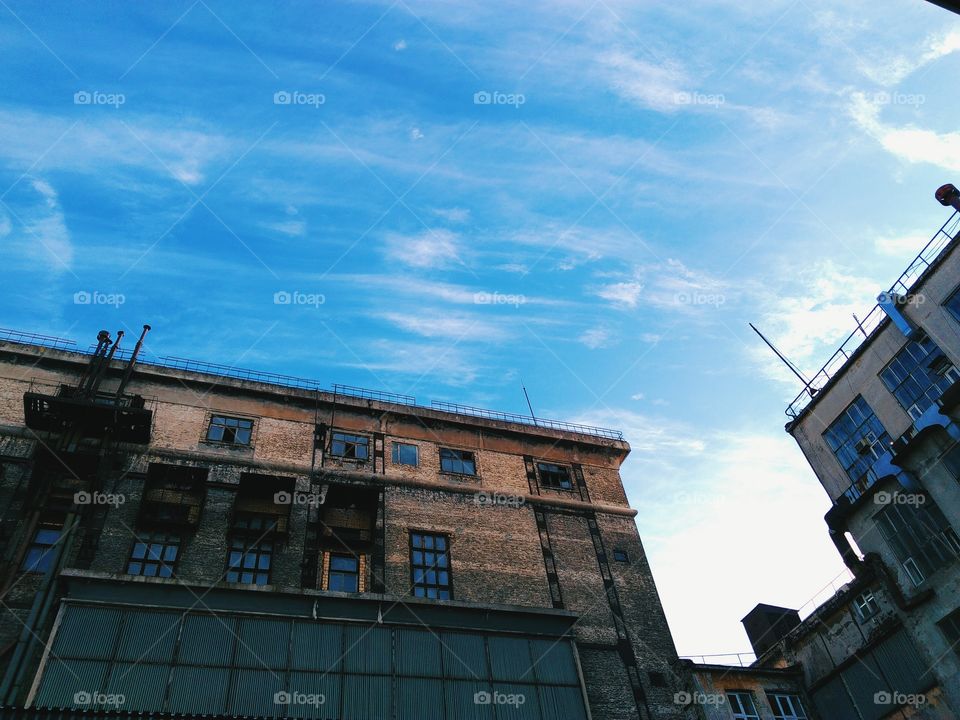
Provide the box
[225,513,277,585]
[945,286,960,324]
[939,608,960,658]
[876,497,960,586]
[391,442,419,466]
[647,671,667,687]
[330,432,369,460]
[206,415,253,445]
[880,335,959,420]
[613,549,629,563]
[537,462,572,489]
[823,396,891,490]
[727,692,760,720]
[327,554,360,592]
[852,590,879,622]
[21,526,61,573]
[410,532,451,599]
[769,694,807,720]
[439,448,476,476]
[127,531,180,578]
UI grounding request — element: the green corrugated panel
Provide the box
[397,677,445,720]
[343,625,391,674]
[115,611,180,663]
[287,671,342,720]
[52,606,121,660]
[491,683,541,720]
[811,675,859,720]
[228,668,286,718]
[235,618,291,669]
[395,629,442,677]
[443,680,495,720]
[842,655,887,720]
[488,637,536,682]
[176,614,237,665]
[441,633,489,680]
[537,685,587,720]
[341,674,392,720]
[290,622,343,673]
[33,659,108,709]
[166,666,230,714]
[104,662,168,711]
[526,640,578,685]
[873,629,928,695]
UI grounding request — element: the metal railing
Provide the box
[332,384,416,406]
[679,651,757,667]
[430,400,624,440]
[0,328,77,351]
[786,211,960,419]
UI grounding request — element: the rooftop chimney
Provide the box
[936,183,960,212]
[741,604,801,659]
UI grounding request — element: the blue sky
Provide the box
[1,0,958,656]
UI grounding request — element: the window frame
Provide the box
[536,461,574,490]
[612,549,629,563]
[205,414,254,446]
[329,431,370,461]
[874,497,960,586]
[127,531,181,578]
[439,447,477,477]
[944,283,960,325]
[409,531,452,600]
[391,441,419,467]
[21,525,62,573]
[225,512,278,586]
[727,691,760,720]
[851,590,879,623]
[768,693,808,720]
[938,607,960,659]
[879,335,958,420]
[822,396,891,492]
[327,552,360,593]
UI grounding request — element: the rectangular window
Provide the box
[410,532,451,599]
[537,462,573,489]
[613,549,629,563]
[391,442,419,466]
[439,448,476,476]
[823,396,891,493]
[939,608,960,658]
[328,554,360,592]
[727,692,760,720]
[330,432,369,460]
[880,335,959,420]
[852,590,879,622]
[206,415,253,445]
[945,286,960,324]
[21,526,61,573]
[875,497,960,586]
[127,531,180,578]
[769,694,808,720]
[225,513,277,585]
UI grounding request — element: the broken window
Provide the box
[880,335,959,420]
[823,396,891,493]
[769,694,807,720]
[875,496,960,586]
[537,461,572,489]
[391,442,419,466]
[439,448,476,476]
[727,692,760,720]
[410,532,451,599]
[127,531,180,578]
[206,415,253,445]
[330,432,369,460]
[21,525,62,573]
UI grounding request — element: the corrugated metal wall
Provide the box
[30,604,588,720]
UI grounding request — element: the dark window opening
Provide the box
[727,692,760,720]
[880,335,959,420]
[206,415,253,445]
[945,285,960,324]
[127,531,180,578]
[328,554,360,592]
[537,462,572,489]
[410,532,451,600]
[939,608,960,658]
[613,549,629,563]
[439,448,476,476]
[876,497,960,586]
[391,442,419,466]
[330,432,369,460]
[226,512,277,585]
[769,693,808,720]
[823,396,891,495]
[647,671,667,687]
[21,526,62,573]
[852,590,879,622]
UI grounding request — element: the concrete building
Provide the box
[744,189,960,718]
[0,327,686,720]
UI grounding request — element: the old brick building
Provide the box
[0,328,686,719]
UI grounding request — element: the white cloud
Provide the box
[381,312,507,341]
[579,326,613,349]
[393,39,407,51]
[261,220,306,237]
[6,178,74,273]
[630,392,645,401]
[382,228,464,269]
[874,230,930,257]
[595,281,644,308]
[602,51,689,113]
[431,207,471,223]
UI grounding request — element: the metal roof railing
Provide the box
[0,328,77,351]
[332,384,416,406]
[786,211,960,419]
[430,400,624,440]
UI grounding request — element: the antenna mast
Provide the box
[749,323,815,395]
[521,381,538,426]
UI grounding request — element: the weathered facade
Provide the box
[0,330,686,720]
[745,198,960,718]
